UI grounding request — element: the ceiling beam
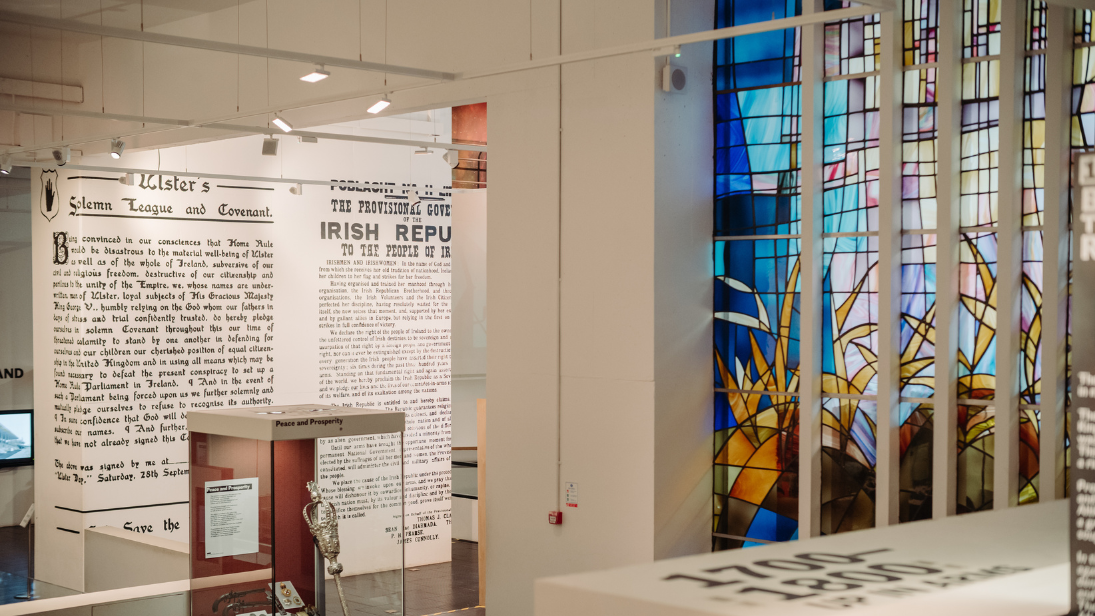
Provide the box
[1,4,881,155]
[1046,0,1095,9]
[849,0,896,9]
[0,77,83,103]
[206,123,488,152]
[0,102,486,153]
[0,9,455,82]
[13,161,451,192]
[0,101,190,125]
[457,4,887,80]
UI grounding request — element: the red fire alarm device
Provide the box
[548,510,563,525]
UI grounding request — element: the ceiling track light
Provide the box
[262,137,280,156]
[414,147,431,155]
[367,95,391,114]
[110,138,126,159]
[289,183,303,195]
[0,155,11,175]
[272,114,293,133]
[300,65,330,83]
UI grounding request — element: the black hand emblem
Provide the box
[45,179,55,211]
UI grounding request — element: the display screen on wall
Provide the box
[0,410,32,467]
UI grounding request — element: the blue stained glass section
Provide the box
[714,0,803,552]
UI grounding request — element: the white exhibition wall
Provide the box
[484,1,713,613]
[451,189,487,448]
[5,0,719,613]
[31,112,456,589]
[0,172,34,528]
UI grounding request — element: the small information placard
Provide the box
[204,477,260,558]
[1072,152,1095,616]
[565,482,578,508]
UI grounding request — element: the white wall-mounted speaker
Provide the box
[662,64,687,93]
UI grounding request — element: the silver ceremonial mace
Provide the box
[303,481,351,616]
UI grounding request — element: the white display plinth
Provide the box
[187,404,405,440]
[535,500,1067,616]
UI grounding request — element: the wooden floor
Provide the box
[0,526,483,615]
[327,539,482,616]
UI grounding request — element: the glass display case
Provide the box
[187,405,405,616]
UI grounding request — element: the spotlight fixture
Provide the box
[262,137,279,156]
[299,135,318,144]
[300,66,330,83]
[289,183,303,195]
[414,147,431,155]
[0,155,11,175]
[367,95,391,114]
[52,146,71,166]
[443,150,460,169]
[118,173,135,186]
[110,138,126,159]
[272,114,293,133]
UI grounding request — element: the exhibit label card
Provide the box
[204,477,259,558]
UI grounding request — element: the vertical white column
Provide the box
[994,0,1026,510]
[933,0,962,519]
[1041,3,1073,502]
[797,0,826,539]
[875,4,904,527]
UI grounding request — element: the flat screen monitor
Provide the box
[0,410,32,467]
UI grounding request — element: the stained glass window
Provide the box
[957,402,995,512]
[1075,7,1092,43]
[901,234,936,400]
[714,392,799,546]
[957,230,997,512]
[1027,0,1047,51]
[1015,1,1047,506]
[713,0,1080,546]
[963,0,1001,59]
[898,0,939,524]
[713,0,803,550]
[1067,9,1094,495]
[904,0,938,66]
[900,402,934,520]
[818,1,883,533]
[954,0,1002,513]
[825,13,881,77]
[822,398,877,534]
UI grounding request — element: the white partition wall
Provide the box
[31,114,455,589]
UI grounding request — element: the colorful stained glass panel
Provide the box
[904,0,939,66]
[715,239,802,394]
[957,403,995,513]
[715,392,799,549]
[900,402,933,522]
[822,236,879,396]
[963,0,1001,59]
[903,68,938,229]
[1019,407,1040,504]
[821,397,877,534]
[958,232,997,402]
[902,234,936,398]
[825,13,881,77]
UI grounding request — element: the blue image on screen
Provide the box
[0,413,32,461]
